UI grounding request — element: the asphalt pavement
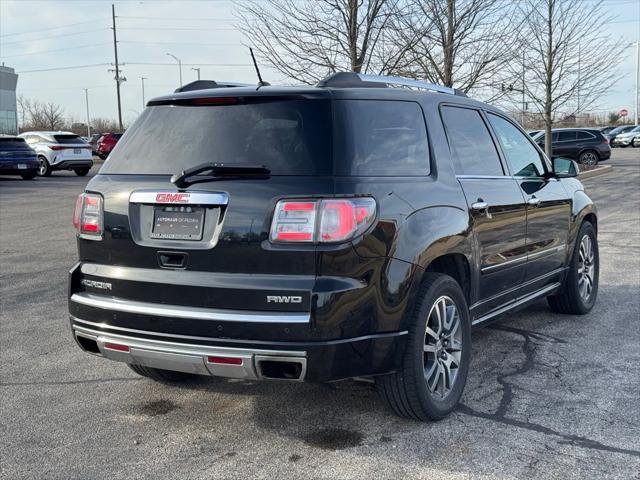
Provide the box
[1,149,639,479]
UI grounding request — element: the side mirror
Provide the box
[552,157,578,178]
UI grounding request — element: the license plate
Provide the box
[151,206,204,240]
[17,164,27,170]
[74,148,81,154]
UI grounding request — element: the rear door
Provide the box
[441,105,527,318]
[486,113,571,294]
[553,131,578,158]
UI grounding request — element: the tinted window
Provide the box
[576,131,595,140]
[334,100,429,176]
[113,133,123,139]
[557,131,576,142]
[54,134,84,144]
[441,106,503,176]
[0,137,26,147]
[102,100,332,175]
[487,113,545,177]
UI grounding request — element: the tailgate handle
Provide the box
[158,251,188,269]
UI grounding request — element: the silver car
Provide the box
[18,131,93,177]
[611,125,640,147]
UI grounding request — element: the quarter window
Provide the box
[557,131,576,142]
[441,106,504,176]
[576,131,595,140]
[487,113,546,177]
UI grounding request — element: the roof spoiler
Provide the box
[174,80,254,93]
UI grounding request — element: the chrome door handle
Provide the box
[471,201,488,210]
[527,197,541,207]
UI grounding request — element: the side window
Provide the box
[487,113,546,178]
[577,131,595,140]
[557,131,576,142]
[441,106,504,176]
[334,100,430,176]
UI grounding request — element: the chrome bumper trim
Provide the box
[72,324,307,381]
[70,292,310,324]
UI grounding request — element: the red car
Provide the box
[97,133,123,159]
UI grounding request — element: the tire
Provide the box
[37,156,52,177]
[547,221,599,315]
[74,167,90,176]
[128,363,199,383]
[97,153,106,160]
[578,150,599,166]
[20,171,37,180]
[375,273,471,421]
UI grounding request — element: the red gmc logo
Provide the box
[156,193,190,203]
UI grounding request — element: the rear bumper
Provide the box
[0,159,39,174]
[54,159,93,170]
[69,315,407,382]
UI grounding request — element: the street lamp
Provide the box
[166,52,182,87]
[140,76,147,110]
[191,67,201,81]
[83,88,91,138]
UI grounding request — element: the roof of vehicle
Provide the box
[18,131,78,137]
[147,73,495,113]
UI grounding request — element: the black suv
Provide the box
[69,73,599,421]
[532,128,611,165]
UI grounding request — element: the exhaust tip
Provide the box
[256,358,305,381]
[75,334,101,354]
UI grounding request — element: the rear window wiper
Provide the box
[171,163,271,188]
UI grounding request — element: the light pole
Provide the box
[140,76,147,109]
[635,40,639,125]
[83,88,91,138]
[191,67,201,80]
[166,53,182,87]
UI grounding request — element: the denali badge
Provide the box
[81,279,112,291]
[267,295,302,304]
[156,193,190,203]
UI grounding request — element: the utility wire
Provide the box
[119,40,241,46]
[118,16,235,21]
[17,63,110,74]
[123,62,252,66]
[2,28,109,46]
[0,18,108,37]
[117,27,237,31]
[2,43,112,59]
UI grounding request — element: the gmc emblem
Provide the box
[156,193,190,203]
[267,295,303,304]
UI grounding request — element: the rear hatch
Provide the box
[77,92,334,316]
[52,134,92,161]
[0,137,37,163]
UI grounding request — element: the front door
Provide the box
[486,113,572,295]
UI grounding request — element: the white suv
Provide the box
[19,131,93,177]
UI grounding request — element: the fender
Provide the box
[564,179,598,261]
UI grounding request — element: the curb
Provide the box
[579,164,612,180]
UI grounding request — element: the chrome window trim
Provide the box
[70,292,310,323]
[129,190,229,206]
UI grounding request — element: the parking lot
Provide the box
[1,149,639,479]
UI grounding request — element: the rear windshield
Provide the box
[102,99,332,175]
[0,137,28,148]
[54,134,84,144]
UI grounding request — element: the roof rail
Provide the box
[174,80,253,93]
[317,72,466,96]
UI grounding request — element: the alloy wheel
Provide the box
[38,158,47,176]
[580,151,598,166]
[578,234,595,301]
[423,295,462,398]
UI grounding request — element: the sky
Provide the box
[1,0,639,127]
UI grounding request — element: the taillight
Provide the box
[270,198,376,243]
[601,137,609,144]
[73,193,103,239]
[50,145,66,150]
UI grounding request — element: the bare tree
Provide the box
[236,0,419,84]
[40,102,66,130]
[398,0,519,96]
[515,0,622,156]
[607,111,621,125]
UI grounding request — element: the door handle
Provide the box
[527,197,541,207]
[471,200,491,218]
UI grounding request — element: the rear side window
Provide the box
[441,106,503,176]
[334,100,429,176]
[557,131,576,142]
[54,134,83,144]
[577,131,595,140]
[101,99,332,175]
[0,137,27,148]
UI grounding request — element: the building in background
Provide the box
[0,65,18,135]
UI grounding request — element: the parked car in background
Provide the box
[87,133,102,155]
[611,125,640,148]
[19,131,93,177]
[96,133,122,159]
[528,130,542,137]
[596,126,615,136]
[604,125,637,145]
[532,128,610,165]
[632,132,640,147]
[69,73,599,421]
[0,135,39,180]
